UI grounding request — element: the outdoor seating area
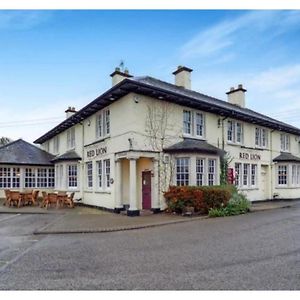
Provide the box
[3,189,75,209]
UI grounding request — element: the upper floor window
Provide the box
[227,120,243,144]
[53,136,60,153]
[183,110,192,135]
[67,127,75,149]
[255,127,268,148]
[96,109,110,138]
[280,134,290,152]
[183,110,205,138]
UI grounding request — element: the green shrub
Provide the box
[208,208,227,217]
[208,192,251,217]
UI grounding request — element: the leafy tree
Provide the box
[0,137,12,146]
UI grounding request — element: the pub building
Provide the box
[1,66,300,216]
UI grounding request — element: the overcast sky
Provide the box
[1,10,300,143]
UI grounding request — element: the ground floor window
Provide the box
[235,163,257,188]
[278,165,288,186]
[176,158,190,186]
[0,166,54,189]
[0,167,20,188]
[195,158,217,186]
[86,162,93,188]
[175,157,217,186]
[277,164,300,187]
[68,164,78,188]
[96,159,111,190]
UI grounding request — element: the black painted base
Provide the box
[127,210,140,217]
[114,207,126,214]
[151,208,161,214]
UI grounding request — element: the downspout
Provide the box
[80,120,85,201]
[270,129,274,200]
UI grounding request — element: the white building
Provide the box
[2,66,300,216]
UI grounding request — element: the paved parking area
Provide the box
[0,203,299,290]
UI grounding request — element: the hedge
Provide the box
[164,185,234,214]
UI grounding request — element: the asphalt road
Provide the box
[0,204,299,290]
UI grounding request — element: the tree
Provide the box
[0,137,12,147]
[145,100,180,200]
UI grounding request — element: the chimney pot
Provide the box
[110,67,133,86]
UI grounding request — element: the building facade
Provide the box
[8,66,299,216]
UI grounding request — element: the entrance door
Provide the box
[261,165,269,200]
[142,171,152,209]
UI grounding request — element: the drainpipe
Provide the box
[270,129,275,200]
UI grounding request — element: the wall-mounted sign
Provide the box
[86,146,107,158]
[239,152,261,160]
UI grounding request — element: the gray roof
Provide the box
[0,139,54,166]
[51,150,82,163]
[273,152,300,163]
[164,138,225,155]
[34,75,300,144]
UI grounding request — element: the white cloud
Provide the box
[0,10,52,30]
[180,10,300,60]
[0,92,98,143]
[191,63,300,128]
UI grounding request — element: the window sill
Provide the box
[227,141,243,147]
[275,186,300,189]
[238,187,259,191]
[84,136,111,147]
[182,134,206,140]
[95,190,111,194]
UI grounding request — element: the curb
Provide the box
[250,205,292,212]
[33,215,208,235]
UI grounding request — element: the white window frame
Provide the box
[227,120,243,144]
[86,162,93,189]
[277,164,288,186]
[208,159,217,186]
[255,127,268,148]
[183,110,205,138]
[280,134,290,152]
[0,167,20,188]
[67,127,76,150]
[176,157,190,186]
[53,136,60,154]
[67,164,78,189]
[183,110,192,135]
[235,163,257,189]
[96,109,110,139]
[196,158,205,186]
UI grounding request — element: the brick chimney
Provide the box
[172,66,193,89]
[65,106,76,119]
[226,84,247,108]
[110,67,133,86]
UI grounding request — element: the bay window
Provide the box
[176,157,189,186]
